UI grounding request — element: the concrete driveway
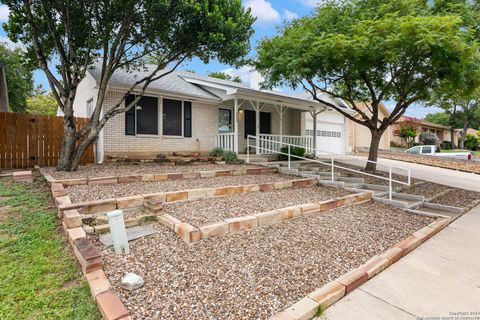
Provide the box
[337,155,480,192]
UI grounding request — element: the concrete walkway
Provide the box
[338,155,480,192]
[324,204,480,320]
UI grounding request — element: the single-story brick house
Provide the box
[391,117,449,147]
[70,65,360,162]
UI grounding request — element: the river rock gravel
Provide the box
[98,201,433,320]
[165,185,349,225]
[66,173,296,203]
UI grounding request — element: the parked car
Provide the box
[405,145,472,160]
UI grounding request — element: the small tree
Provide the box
[393,117,420,147]
[26,86,57,115]
[2,0,254,171]
[256,0,480,172]
[419,131,439,146]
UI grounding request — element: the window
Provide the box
[421,146,432,154]
[163,98,192,137]
[87,99,94,118]
[218,108,232,133]
[407,146,421,154]
[125,95,158,135]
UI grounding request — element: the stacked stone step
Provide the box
[144,198,163,215]
[13,170,33,183]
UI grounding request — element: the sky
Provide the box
[0,1,440,118]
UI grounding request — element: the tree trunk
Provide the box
[459,120,469,150]
[365,129,383,173]
[67,130,100,171]
[450,127,456,149]
[57,113,78,171]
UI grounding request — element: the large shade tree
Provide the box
[256,0,480,172]
[2,0,254,171]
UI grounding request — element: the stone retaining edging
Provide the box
[271,217,450,320]
[160,191,374,244]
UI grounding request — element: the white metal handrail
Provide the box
[246,135,411,200]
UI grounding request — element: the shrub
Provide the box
[222,150,238,163]
[210,147,224,157]
[441,140,452,150]
[393,117,420,147]
[465,134,479,151]
[419,131,439,146]
[279,146,305,161]
[390,141,403,148]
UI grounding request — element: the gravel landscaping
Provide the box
[356,151,480,174]
[66,173,296,203]
[98,201,433,320]
[402,182,449,199]
[46,163,259,179]
[165,185,349,225]
[430,188,480,209]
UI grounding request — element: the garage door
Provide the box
[306,122,344,155]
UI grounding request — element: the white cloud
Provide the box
[283,9,299,21]
[298,0,321,8]
[243,0,280,24]
[0,5,10,21]
[0,36,25,51]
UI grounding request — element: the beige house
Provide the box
[346,102,391,151]
[454,128,479,147]
[71,66,356,162]
[390,117,449,147]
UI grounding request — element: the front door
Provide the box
[244,110,271,138]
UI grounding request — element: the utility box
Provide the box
[106,210,130,255]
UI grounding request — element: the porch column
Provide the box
[310,110,318,156]
[255,101,260,155]
[234,98,239,153]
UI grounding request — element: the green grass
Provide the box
[0,177,100,320]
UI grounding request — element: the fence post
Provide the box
[288,144,291,170]
[389,166,393,200]
[331,156,334,182]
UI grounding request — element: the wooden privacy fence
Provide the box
[0,112,94,169]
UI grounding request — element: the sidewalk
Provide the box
[339,155,480,192]
[324,204,480,320]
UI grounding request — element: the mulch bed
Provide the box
[98,201,433,320]
[165,185,349,226]
[46,163,259,180]
[66,173,295,203]
[356,151,480,174]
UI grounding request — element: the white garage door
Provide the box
[306,121,344,155]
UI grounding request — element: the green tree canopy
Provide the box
[208,71,242,83]
[425,112,451,127]
[26,86,57,115]
[256,0,480,171]
[2,0,254,171]
[0,42,33,112]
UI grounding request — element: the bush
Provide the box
[412,142,421,147]
[419,131,439,146]
[465,134,479,151]
[278,146,305,161]
[222,150,238,163]
[390,141,403,148]
[210,147,224,157]
[441,140,452,150]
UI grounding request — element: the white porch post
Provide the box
[255,101,260,155]
[275,105,286,150]
[310,110,318,156]
[234,98,239,153]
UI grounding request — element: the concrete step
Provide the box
[374,192,424,209]
[407,202,465,221]
[336,176,365,184]
[345,184,389,196]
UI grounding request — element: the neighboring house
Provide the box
[0,64,8,112]
[391,117,449,147]
[71,65,356,163]
[345,102,391,152]
[454,128,479,147]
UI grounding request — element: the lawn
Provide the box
[0,177,100,320]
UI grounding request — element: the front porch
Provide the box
[213,95,326,156]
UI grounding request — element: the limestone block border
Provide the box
[45,167,277,186]
[55,178,318,215]
[271,217,450,320]
[160,192,373,244]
